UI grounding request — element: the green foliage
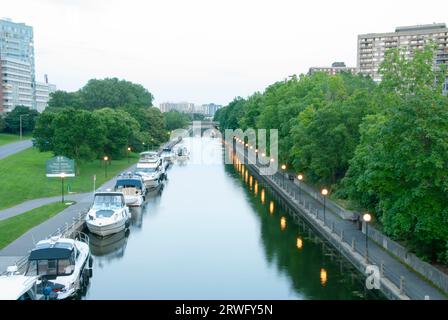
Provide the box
[0,148,138,210]
[93,108,141,158]
[0,116,6,132]
[48,78,154,110]
[343,46,448,262]
[164,110,190,131]
[217,44,448,264]
[48,90,83,109]
[0,202,70,249]
[34,107,107,166]
[4,105,39,134]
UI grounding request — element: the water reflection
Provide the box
[82,137,383,300]
[320,268,328,287]
[89,230,130,264]
[228,148,384,300]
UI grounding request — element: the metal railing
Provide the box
[1,211,88,276]
[232,146,438,300]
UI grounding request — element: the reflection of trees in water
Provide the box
[224,164,383,300]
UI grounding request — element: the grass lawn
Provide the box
[0,133,30,146]
[0,148,138,210]
[0,202,70,250]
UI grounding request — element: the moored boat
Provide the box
[86,192,131,237]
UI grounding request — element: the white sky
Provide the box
[2,0,447,105]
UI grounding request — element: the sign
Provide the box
[46,156,75,178]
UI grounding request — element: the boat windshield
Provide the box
[26,259,75,277]
[136,167,157,174]
[92,195,123,210]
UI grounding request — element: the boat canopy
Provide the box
[29,248,72,261]
[115,179,143,189]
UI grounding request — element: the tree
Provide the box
[164,110,189,131]
[44,108,107,171]
[0,116,6,132]
[47,78,154,111]
[48,90,83,109]
[94,108,141,158]
[343,45,448,263]
[33,111,57,152]
[120,106,167,149]
[4,106,39,134]
[79,78,153,110]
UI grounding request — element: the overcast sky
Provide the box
[2,0,447,105]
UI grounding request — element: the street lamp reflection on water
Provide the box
[320,268,328,286]
[261,189,265,204]
[269,200,274,215]
[296,237,303,250]
[280,217,287,231]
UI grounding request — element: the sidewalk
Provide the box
[0,139,32,160]
[0,165,135,272]
[232,143,446,300]
[267,169,447,300]
[0,193,89,221]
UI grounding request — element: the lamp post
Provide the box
[60,172,66,203]
[321,188,329,225]
[281,164,287,188]
[127,147,131,163]
[19,114,28,140]
[103,156,109,178]
[363,213,372,263]
[297,174,304,202]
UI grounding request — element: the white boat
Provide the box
[0,266,39,300]
[24,234,92,300]
[86,192,131,237]
[114,174,146,207]
[135,152,166,188]
[175,146,190,161]
[161,147,174,166]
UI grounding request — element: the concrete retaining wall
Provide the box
[365,224,448,294]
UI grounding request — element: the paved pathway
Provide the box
[267,169,446,300]
[0,139,33,160]
[0,165,136,270]
[0,193,89,221]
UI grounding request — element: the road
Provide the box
[0,139,33,160]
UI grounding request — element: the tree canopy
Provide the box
[216,44,448,264]
[48,78,154,110]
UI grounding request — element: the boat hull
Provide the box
[86,219,128,237]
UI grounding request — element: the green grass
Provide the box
[0,148,138,210]
[0,133,30,146]
[0,202,70,249]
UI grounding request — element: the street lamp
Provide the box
[281,164,287,188]
[103,156,109,178]
[19,114,29,140]
[363,213,372,263]
[321,188,329,225]
[60,172,66,203]
[297,174,304,202]
[127,147,132,163]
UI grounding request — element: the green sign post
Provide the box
[46,156,76,203]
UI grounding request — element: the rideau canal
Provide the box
[83,136,384,300]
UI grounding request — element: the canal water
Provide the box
[83,136,383,300]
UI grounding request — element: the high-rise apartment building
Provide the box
[0,18,55,113]
[159,102,195,113]
[35,75,57,112]
[308,62,358,76]
[202,103,222,117]
[0,18,35,113]
[357,23,448,89]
